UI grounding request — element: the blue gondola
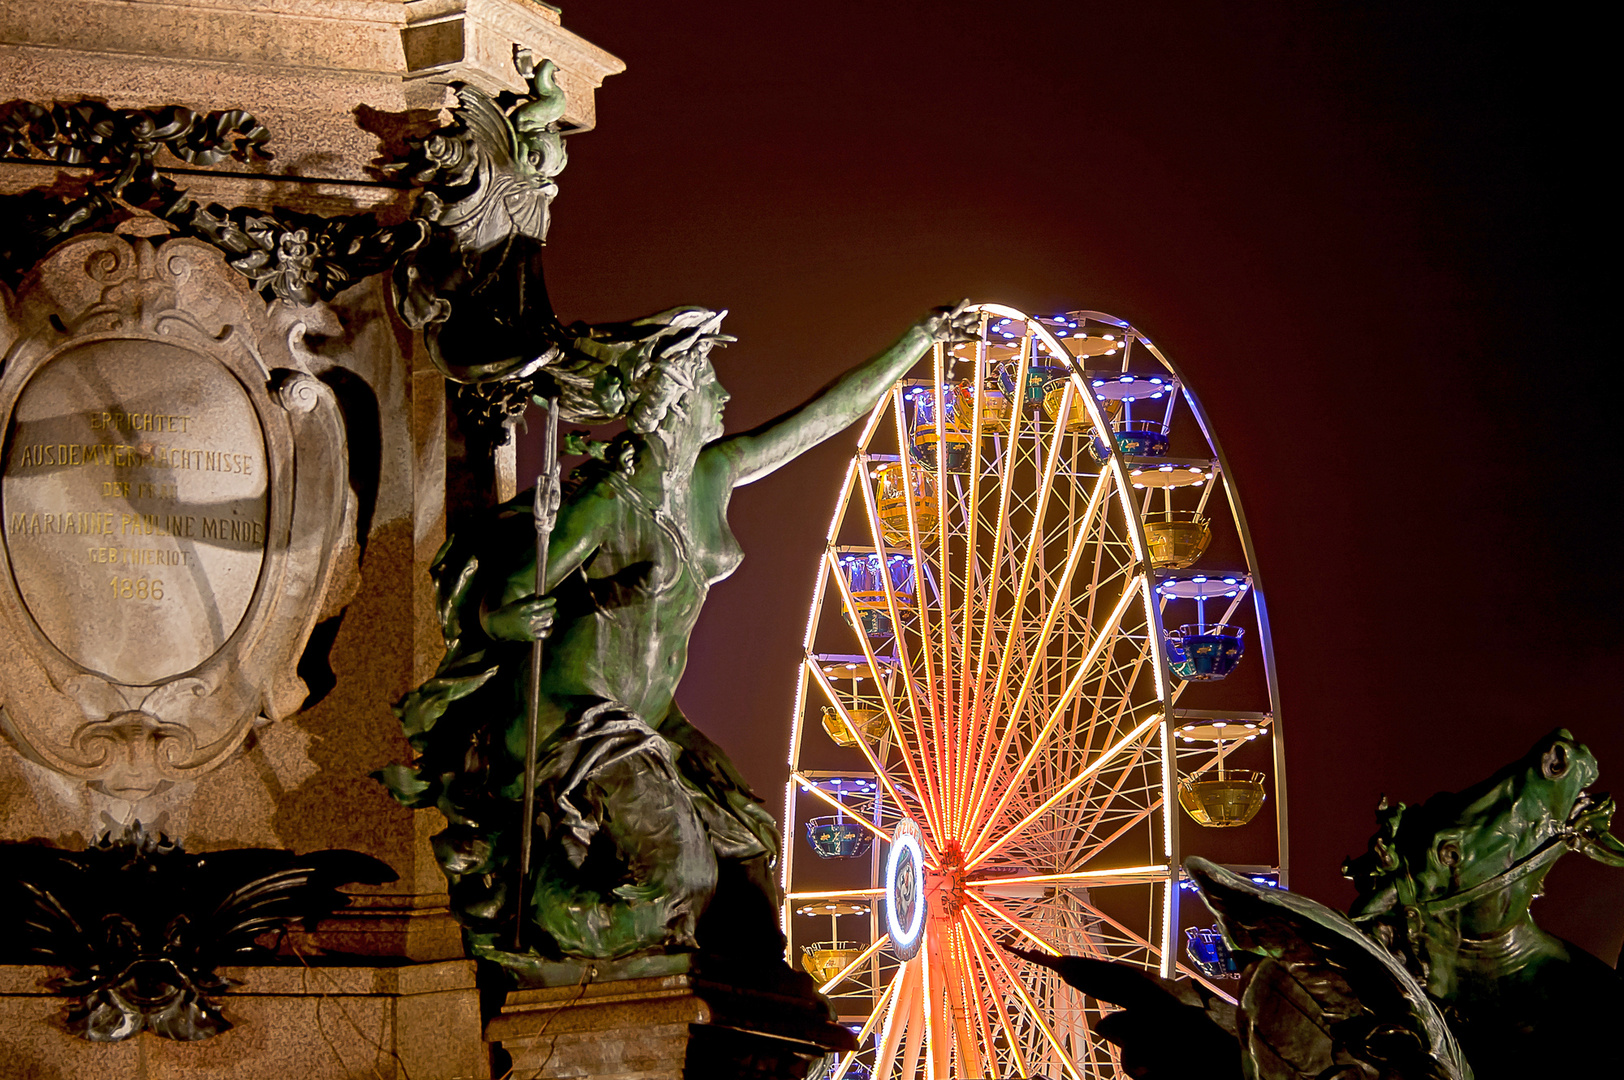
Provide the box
[1166,623,1246,681]
[1002,363,1069,405]
[909,391,972,472]
[1089,419,1169,462]
[1185,925,1240,978]
[805,815,874,859]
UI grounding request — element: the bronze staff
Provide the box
[514,396,560,950]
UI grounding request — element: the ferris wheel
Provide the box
[780,305,1288,1079]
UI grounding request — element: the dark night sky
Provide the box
[518,3,1620,960]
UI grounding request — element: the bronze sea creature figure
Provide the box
[1005,728,1623,1080]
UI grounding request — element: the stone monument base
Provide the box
[0,960,486,1080]
[486,964,857,1080]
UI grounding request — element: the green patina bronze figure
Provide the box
[1341,727,1624,1078]
[383,303,971,971]
[1010,728,1624,1080]
[373,43,976,979]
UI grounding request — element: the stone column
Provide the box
[0,4,622,1077]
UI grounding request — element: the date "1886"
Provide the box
[108,577,164,600]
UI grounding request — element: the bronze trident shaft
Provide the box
[515,396,560,951]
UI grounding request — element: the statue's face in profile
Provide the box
[693,362,730,444]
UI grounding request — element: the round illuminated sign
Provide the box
[886,818,926,960]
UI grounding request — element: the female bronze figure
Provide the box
[384,303,972,969]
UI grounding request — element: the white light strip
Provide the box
[965,864,1168,888]
[787,888,888,900]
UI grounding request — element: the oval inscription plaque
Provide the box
[2,339,269,685]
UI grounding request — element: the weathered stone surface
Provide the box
[487,971,857,1080]
[0,960,487,1079]
[4,339,269,685]
[0,0,625,191]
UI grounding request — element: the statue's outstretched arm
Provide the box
[713,304,974,486]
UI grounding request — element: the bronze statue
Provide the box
[1009,728,1624,1080]
[369,43,976,975]
[382,302,973,970]
[1342,727,1624,1078]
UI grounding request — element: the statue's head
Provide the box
[627,315,732,451]
[556,307,734,456]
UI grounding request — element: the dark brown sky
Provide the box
[519,3,1620,960]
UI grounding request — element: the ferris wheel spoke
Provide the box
[787,888,888,901]
[856,380,897,450]
[949,350,998,850]
[792,772,899,850]
[853,441,952,842]
[959,916,1031,1078]
[803,668,925,834]
[830,962,905,1080]
[889,391,952,846]
[1070,750,1163,867]
[1072,892,1220,991]
[968,709,1162,873]
[967,469,1115,839]
[1055,668,1156,842]
[819,933,892,995]
[802,692,934,841]
[1073,895,1170,964]
[923,918,952,1080]
[981,363,1078,718]
[966,580,1144,859]
[945,924,992,1077]
[874,959,919,1080]
[927,344,964,846]
[967,864,1168,891]
[965,890,1063,957]
[963,909,1085,1080]
[810,570,944,838]
[888,960,928,1080]
[959,366,1030,853]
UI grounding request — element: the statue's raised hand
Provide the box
[481,594,557,642]
[920,300,978,346]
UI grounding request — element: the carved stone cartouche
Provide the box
[0,231,356,802]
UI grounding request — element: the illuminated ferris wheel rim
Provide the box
[781,303,1286,1080]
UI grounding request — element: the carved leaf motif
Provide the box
[0,826,396,1042]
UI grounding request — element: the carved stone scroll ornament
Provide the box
[0,97,419,307]
[0,822,396,1041]
[0,232,356,800]
[392,52,618,450]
